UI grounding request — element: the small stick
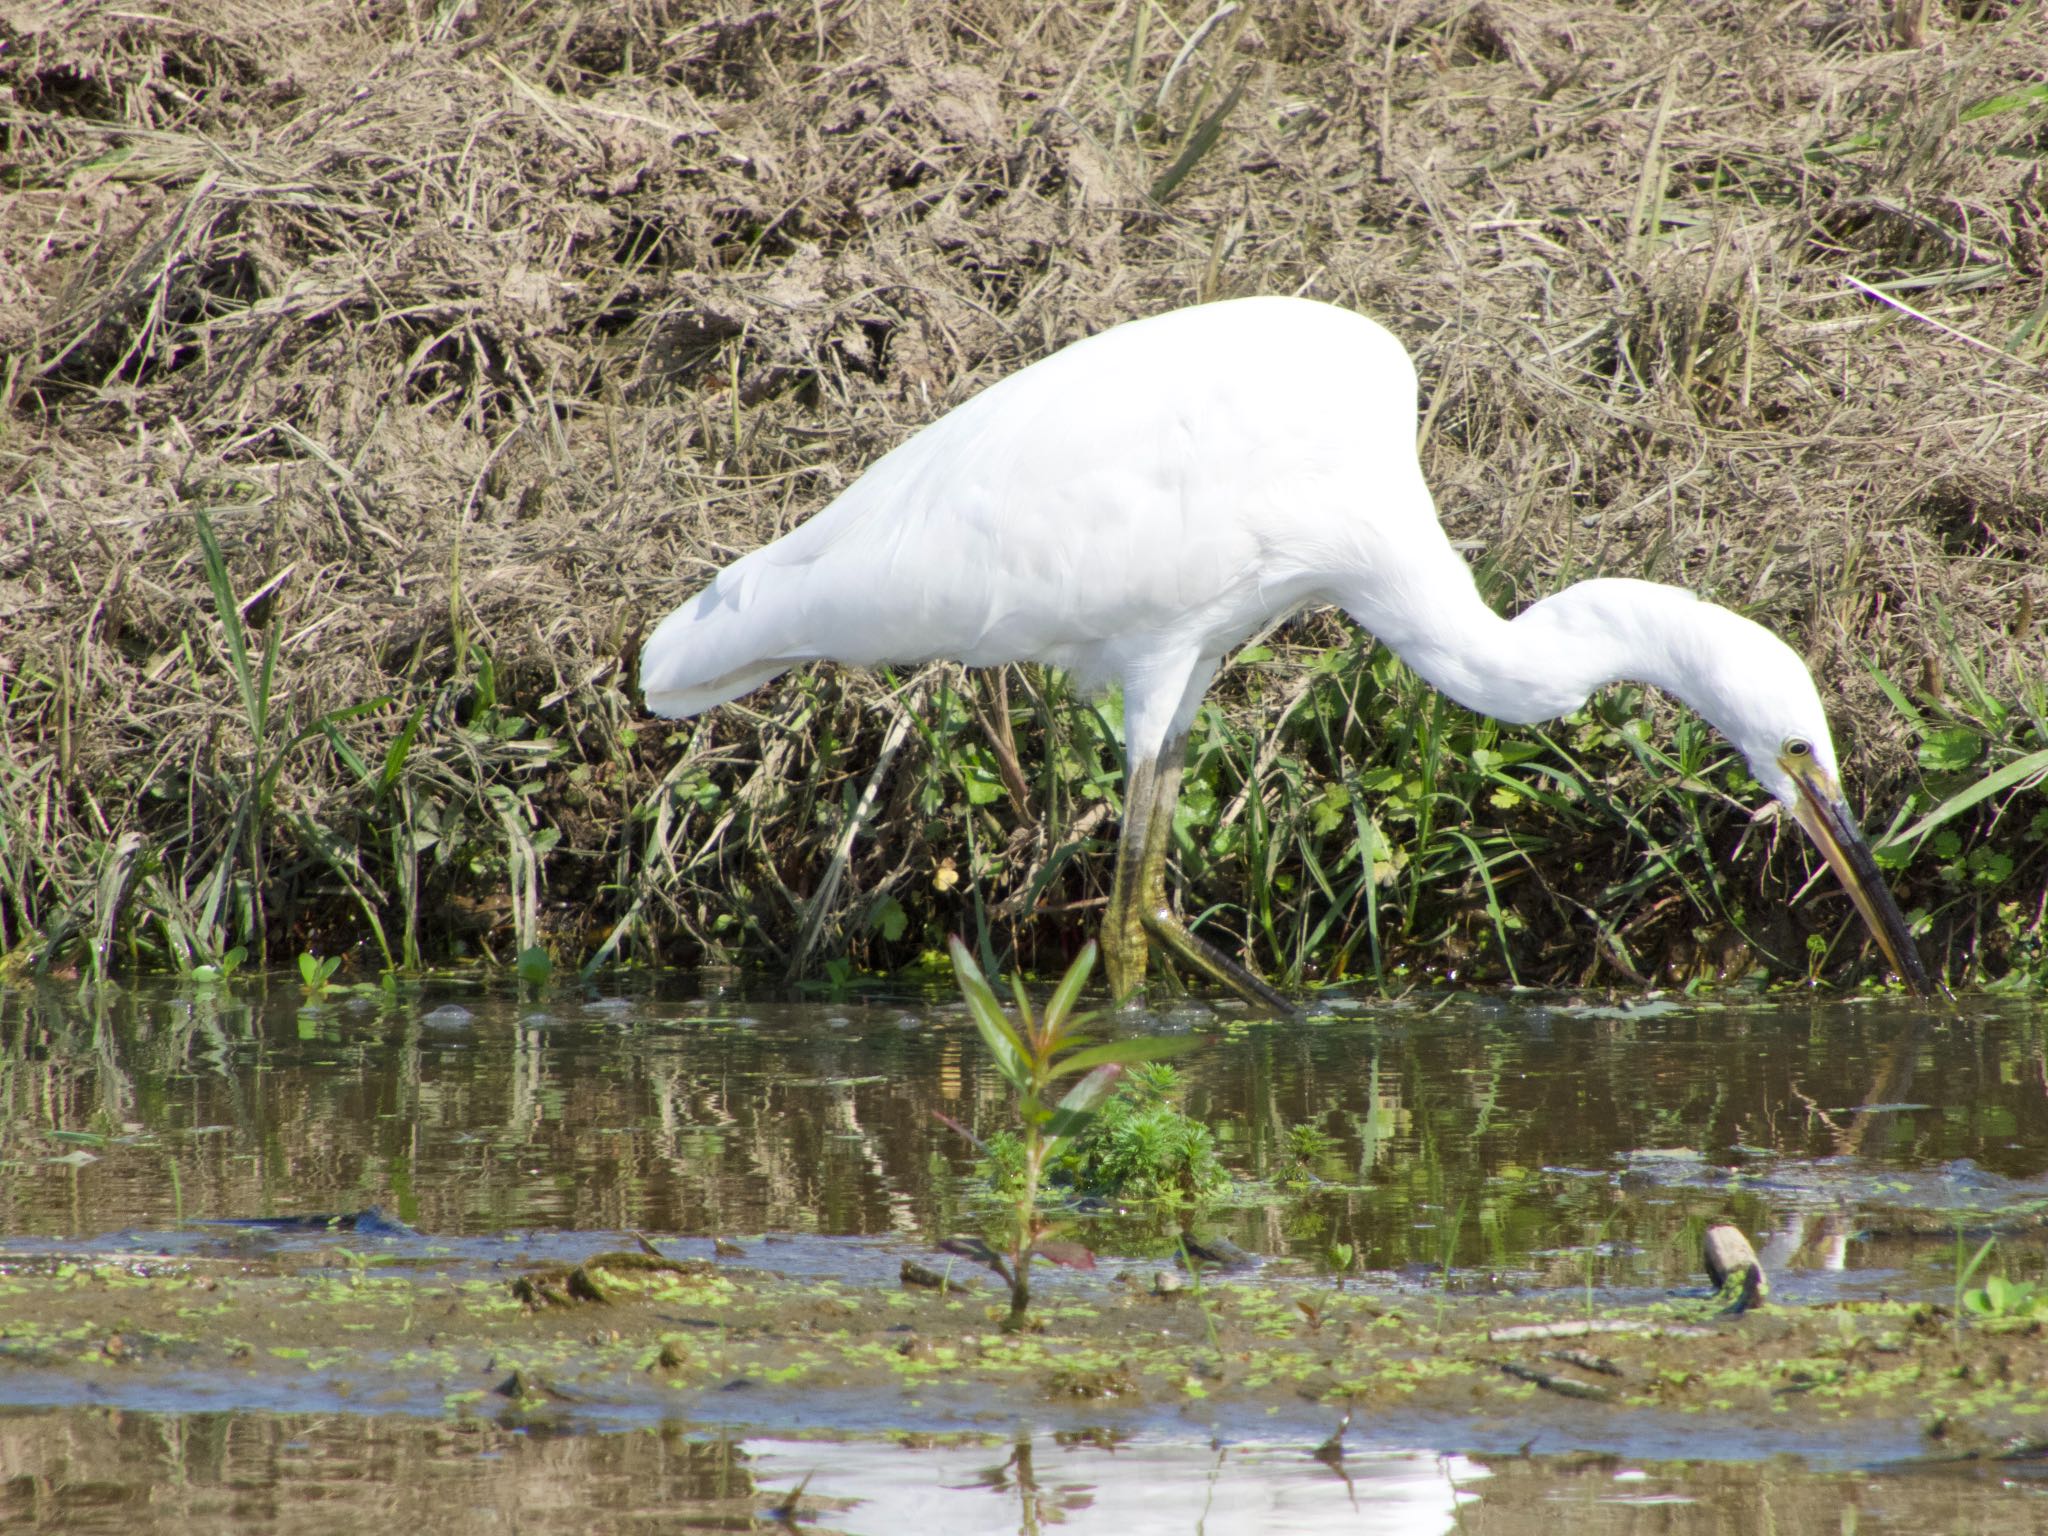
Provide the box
[1488,1318,1713,1342]
[1840,273,2045,374]
[1495,1360,1614,1401]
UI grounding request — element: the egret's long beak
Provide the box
[1783,757,1935,996]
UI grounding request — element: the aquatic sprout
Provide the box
[945,938,1192,1329]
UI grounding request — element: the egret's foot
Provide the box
[1102,756,1158,1007]
[1098,915,1293,1015]
[1139,904,1298,1018]
[1098,918,1150,1008]
[1100,734,1296,1016]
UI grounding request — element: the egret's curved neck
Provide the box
[1341,566,1741,730]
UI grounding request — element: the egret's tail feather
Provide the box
[642,662,794,720]
[639,556,814,718]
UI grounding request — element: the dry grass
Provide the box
[1,0,2043,985]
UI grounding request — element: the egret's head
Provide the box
[1698,622,1934,998]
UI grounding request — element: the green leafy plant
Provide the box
[1327,1241,1358,1286]
[945,938,1192,1329]
[1869,649,2048,990]
[1284,1121,1336,1185]
[189,945,247,984]
[180,511,388,968]
[1059,1064,1226,1208]
[797,954,868,998]
[1949,1236,1998,1318]
[1964,1273,2048,1325]
[297,951,341,997]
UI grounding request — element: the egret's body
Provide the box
[642,297,1931,1004]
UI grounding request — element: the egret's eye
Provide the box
[1783,737,1813,761]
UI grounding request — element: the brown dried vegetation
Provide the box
[1,0,2043,988]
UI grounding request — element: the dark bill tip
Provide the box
[1790,781,1936,997]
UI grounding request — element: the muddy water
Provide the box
[4,1410,2042,1535]
[2,976,2045,1532]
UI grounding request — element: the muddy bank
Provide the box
[4,1,2045,987]
[2,1234,2046,1469]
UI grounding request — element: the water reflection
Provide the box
[1,979,2043,1292]
[746,1435,1487,1534]
[0,1407,2036,1536]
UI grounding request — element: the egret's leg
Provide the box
[1100,754,1159,1003]
[1125,734,1298,1016]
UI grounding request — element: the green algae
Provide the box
[4,1245,2044,1461]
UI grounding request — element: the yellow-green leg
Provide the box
[1102,736,1298,1016]
[1100,754,1158,1003]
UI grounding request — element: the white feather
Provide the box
[640,296,1838,800]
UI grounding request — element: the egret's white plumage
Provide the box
[642,296,1931,1004]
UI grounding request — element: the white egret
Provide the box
[641,296,1932,1007]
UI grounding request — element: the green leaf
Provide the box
[869,896,908,943]
[1047,1034,1201,1080]
[1008,970,1036,1034]
[1862,662,1923,729]
[380,701,427,797]
[949,937,1030,1090]
[1060,1062,1123,1118]
[1041,942,1097,1036]
[256,620,281,767]
[194,510,264,737]
[271,699,392,790]
[1969,848,2014,885]
[1958,1235,1997,1295]
[1042,1064,1124,1154]
[516,946,553,984]
[1960,82,2048,123]
[1916,727,1984,772]
[320,720,373,784]
[1151,71,1247,203]
[1882,748,2048,860]
[1311,783,1351,835]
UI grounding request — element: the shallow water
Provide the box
[5,1409,2044,1535]
[2,975,2045,1531]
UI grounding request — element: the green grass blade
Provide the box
[264,699,393,803]
[379,701,427,798]
[1960,83,2048,123]
[1150,72,1246,203]
[320,721,373,785]
[1008,970,1035,1032]
[255,609,279,747]
[1881,747,2048,859]
[1447,828,1520,986]
[293,810,395,972]
[1864,662,1924,729]
[193,511,261,734]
